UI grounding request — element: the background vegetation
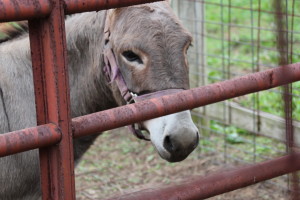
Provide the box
[205,0,300,120]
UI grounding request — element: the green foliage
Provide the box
[239,82,300,121]
[205,0,300,120]
[210,120,246,144]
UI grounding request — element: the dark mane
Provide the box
[0,21,28,43]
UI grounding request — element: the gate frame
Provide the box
[0,0,299,199]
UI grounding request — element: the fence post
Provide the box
[171,0,209,135]
[28,0,75,199]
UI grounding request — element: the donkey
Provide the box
[0,1,199,199]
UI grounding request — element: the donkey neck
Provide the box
[65,11,118,117]
[64,11,119,161]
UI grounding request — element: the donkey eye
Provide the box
[122,51,143,64]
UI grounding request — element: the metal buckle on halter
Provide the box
[127,92,138,104]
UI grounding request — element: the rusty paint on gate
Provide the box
[28,18,53,199]
[0,124,61,157]
[28,0,75,199]
[0,0,52,22]
[65,0,164,14]
[0,0,163,22]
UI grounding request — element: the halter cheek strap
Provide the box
[103,47,134,103]
[103,46,152,141]
[103,11,184,141]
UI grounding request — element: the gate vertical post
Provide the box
[28,0,75,199]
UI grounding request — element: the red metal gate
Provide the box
[0,0,299,199]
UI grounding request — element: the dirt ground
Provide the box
[75,128,290,200]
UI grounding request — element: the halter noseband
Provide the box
[103,11,184,141]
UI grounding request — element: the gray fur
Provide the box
[0,2,192,199]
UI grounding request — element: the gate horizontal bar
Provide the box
[0,123,61,157]
[0,0,163,22]
[0,63,299,156]
[0,0,52,22]
[72,62,300,138]
[104,152,300,200]
[65,0,164,15]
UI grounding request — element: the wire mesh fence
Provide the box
[172,0,300,197]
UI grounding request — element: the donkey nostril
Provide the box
[193,132,200,148]
[163,135,175,153]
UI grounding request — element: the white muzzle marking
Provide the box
[143,110,199,162]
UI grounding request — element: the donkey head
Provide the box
[106,1,199,162]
